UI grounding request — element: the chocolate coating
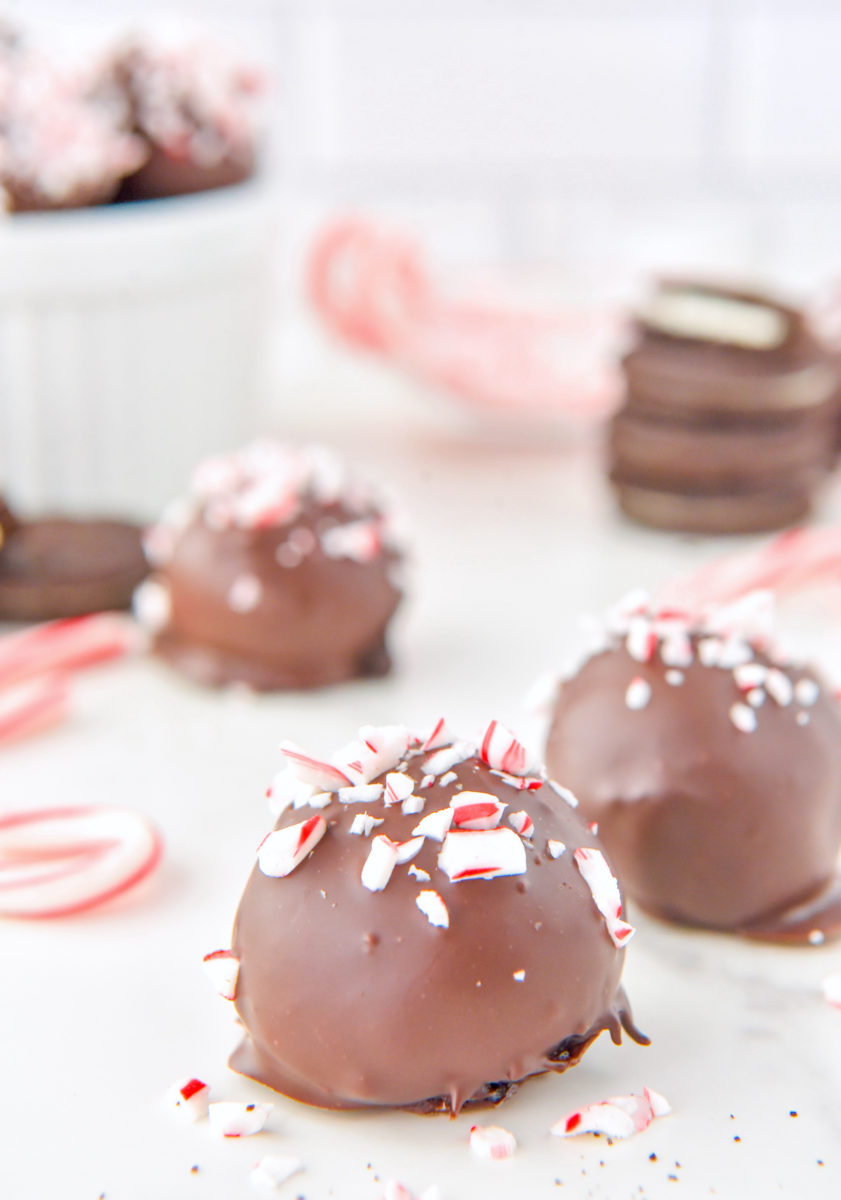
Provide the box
[0,516,148,621]
[546,619,841,941]
[230,735,644,1114]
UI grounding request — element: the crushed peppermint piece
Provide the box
[228,573,263,613]
[512,969,526,982]
[266,771,317,817]
[423,740,474,776]
[469,1124,518,1160]
[450,791,506,831]
[547,779,579,807]
[698,637,723,667]
[416,889,449,928]
[480,720,530,775]
[395,836,424,864]
[208,1101,271,1138]
[402,794,425,815]
[765,669,793,707]
[412,808,453,842]
[438,827,527,882]
[202,949,240,1000]
[408,864,431,882]
[338,783,385,805]
[797,712,811,727]
[508,810,535,839]
[350,724,412,781]
[733,662,767,691]
[167,1077,210,1122]
[385,772,415,805]
[361,835,401,891]
[491,769,543,791]
[250,1154,304,1194]
[822,972,841,1007]
[438,771,458,787]
[423,718,453,751]
[280,741,352,790]
[625,677,651,710]
[552,1087,670,1140]
[625,616,656,663]
[746,688,765,708]
[258,816,327,878]
[574,847,635,946]
[547,839,566,859]
[729,703,757,733]
[716,636,752,669]
[660,632,693,668]
[320,517,382,562]
[349,813,384,836]
[795,678,820,707]
[664,669,684,686]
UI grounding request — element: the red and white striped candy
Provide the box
[552,1087,670,1140]
[166,1077,210,1122]
[480,720,529,775]
[469,1124,517,1160]
[416,889,449,928]
[438,827,527,882]
[208,1101,272,1138]
[361,835,401,891]
[320,517,382,563]
[0,805,162,918]
[412,808,453,842]
[508,810,534,839]
[202,949,240,1000]
[422,718,453,752]
[353,723,412,780]
[450,791,506,831]
[251,1154,304,1194]
[257,816,326,878]
[625,617,657,664]
[0,672,71,747]
[279,741,351,790]
[0,613,141,689]
[491,770,543,792]
[574,847,635,947]
[385,772,415,806]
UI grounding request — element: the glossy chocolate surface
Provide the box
[231,737,643,1114]
[546,626,841,940]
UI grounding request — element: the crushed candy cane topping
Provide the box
[166,1077,210,1122]
[469,1124,518,1160]
[250,1154,304,1194]
[416,889,449,928]
[202,949,240,1000]
[625,677,651,710]
[208,1101,271,1138]
[574,847,635,947]
[552,1087,670,1140]
[258,816,326,878]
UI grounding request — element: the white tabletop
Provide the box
[3,373,841,1200]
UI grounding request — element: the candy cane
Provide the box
[0,673,71,746]
[656,527,841,616]
[0,805,162,918]
[0,613,141,689]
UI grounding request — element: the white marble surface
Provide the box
[3,386,841,1199]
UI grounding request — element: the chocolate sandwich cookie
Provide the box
[545,594,841,942]
[608,281,841,534]
[220,721,645,1115]
[0,514,148,621]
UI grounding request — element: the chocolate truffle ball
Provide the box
[545,593,841,942]
[225,721,645,1115]
[135,442,404,690]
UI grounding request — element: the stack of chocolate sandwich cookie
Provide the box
[608,280,840,534]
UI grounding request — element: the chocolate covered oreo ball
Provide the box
[218,721,644,1114]
[134,442,404,690]
[545,593,841,942]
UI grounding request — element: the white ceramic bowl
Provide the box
[0,181,277,519]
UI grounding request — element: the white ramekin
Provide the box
[0,181,277,520]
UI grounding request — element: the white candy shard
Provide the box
[250,1154,304,1194]
[385,772,415,805]
[361,835,400,891]
[733,662,767,691]
[664,669,684,686]
[822,972,841,1008]
[574,847,635,947]
[765,668,794,707]
[438,771,458,787]
[320,517,382,562]
[338,783,384,805]
[547,779,579,807]
[416,889,449,928]
[349,813,384,836]
[547,839,566,859]
[480,720,530,775]
[659,631,692,668]
[625,616,656,663]
[795,678,820,707]
[423,740,474,777]
[469,1123,518,1160]
[408,865,431,882]
[351,724,412,781]
[167,1077,210,1122]
[202,949,240,1000]
[729,702,757,733]
[698,637,722,667]
[508,810,534,839]
[266,770,317,817]
[450,791,506,831]
[552,1087,670,1140]
[625,677,651,710]
[491,769,543,792]
[258,816,327,878]
[412,808,453,842]
[280,741,352,790]
[512,969,526,982]
[438,827,527,882]
[423,718,453,751]
[402,794,425,815]
[208,1101,272,1138]
[395,836,425,864]
[716,635,752,669]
